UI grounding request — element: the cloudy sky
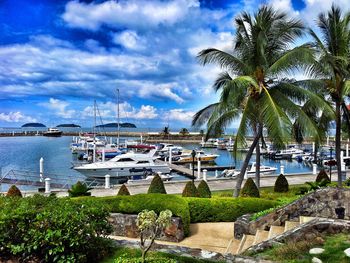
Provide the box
[0,0,349,128]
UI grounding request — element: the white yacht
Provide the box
[73,149,171,178]
[220,162,277,178]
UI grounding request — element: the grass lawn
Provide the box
[250,233,350,263]
[102,247,225,263]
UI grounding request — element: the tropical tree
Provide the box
[306,5,350,186]
[193,6,330,197]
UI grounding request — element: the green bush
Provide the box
[274,174,289,193]
[316,169,331,183]
[118,184,131,196]
[77,194,191,236]
[197,180,211,198]
[147,174,167,194]
[240,178,260,198]
[6,185,22,197]
[0,194,113,262]
[186,197,277,223]
[68,181,92,197]
[182,181,199,197]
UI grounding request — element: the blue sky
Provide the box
[0,0,348,128]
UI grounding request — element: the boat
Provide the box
[127,173,174,184]
[172,150,219,164]
[220,162,277,178]
[271,146,304,160]
[73,149,171,178]
[43,128,62,137]
[200,138,218,148]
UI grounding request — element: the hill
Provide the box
[56,124,81,128]
[95,122,136,128]
[21,123,46,127]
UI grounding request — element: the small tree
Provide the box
[147,174,167,194]
[68,181,92,197]
[179,128,189,136]
[240,178,260,198]
[197,180,211,198]
[182,181,199,197]
[6,185,22,197]
[316,169,331,183]
[274,174,289,192]
[137,209,172,263]
[117,184,130,196]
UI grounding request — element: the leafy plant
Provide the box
[240,178,260,198]
[68,181,92,197]
[147,174,167,194]
[6,185,22,197]
[136,210,172,263]
[118,184,131,196]
[182,181,199,197]
[197,180,211,198]
[274,174,289,193]
[306,179,330,191]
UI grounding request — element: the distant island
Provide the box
[56,124,81,128]
[21,123,46,127]
[96,122,136,128]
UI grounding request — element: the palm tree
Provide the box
[307,5,350,186]
[193,6,330,197]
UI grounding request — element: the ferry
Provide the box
[43,128,62,137]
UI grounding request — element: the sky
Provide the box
[0,0,349,128]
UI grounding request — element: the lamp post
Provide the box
[330,146,333,182]
[191,150,196,183]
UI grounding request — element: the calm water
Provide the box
[0,136,312,190]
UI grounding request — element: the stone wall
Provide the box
[108,213,185,242]
[234,187,350,239]
[246,218,350,253]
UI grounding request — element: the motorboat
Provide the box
[172,150,219,164]
[272,146,304,160]
[73,149,171,178]
[43,128,62,137]
[200,138,218,148]
[157,143,183,153]
[127,173,174,184]
[220,162,277,178]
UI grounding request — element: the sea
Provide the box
[0,126,314,191]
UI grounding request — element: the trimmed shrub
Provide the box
[240,178,260,198]
[118,184,131,196]
[316,169,331,183]
[76,194,191,236]
[274,174,289,192]
[147,174,167,194]
[186,197,277,223]
[182,181,199,197]
[197,180,211,198]
[0,194,113,262]
[6,185,22,197]
[68,181,92,197]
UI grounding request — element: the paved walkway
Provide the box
[110,222,239,254]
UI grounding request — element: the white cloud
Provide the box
[113,30,146,50]
[164,109,195,122]
[62,0,200,31]
[40,98,76,119]
[0,111,37,123]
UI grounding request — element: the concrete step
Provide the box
[299,216,316,224]
[284,221,300,231]
[253,230,269,245]
[225,238,241,254]
[236,234,255,254]
[268,226,285,239]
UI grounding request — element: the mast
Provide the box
[117,88,120,148]
[93,100,96,141]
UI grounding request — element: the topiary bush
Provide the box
[6,185,22,197]
[147,174,167,194]
[118,184,131,196]
[316,169,331,183]
[197,180,211,198]
[68,181,92,197]
[274,174,289,192]
[240,178,260,198]
[182,181,199,197]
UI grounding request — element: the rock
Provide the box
[309,248,325,255]
[344,248,350,257]
[312,257,322,263]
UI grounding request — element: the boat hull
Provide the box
[43,132,62,137]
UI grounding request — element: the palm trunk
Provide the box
[255,124,262,189]
[313,142,318,163]
[336,101,342,187]
[234,128,262,197]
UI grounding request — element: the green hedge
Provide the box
[186,197,278,223]
[76,194,191,236]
